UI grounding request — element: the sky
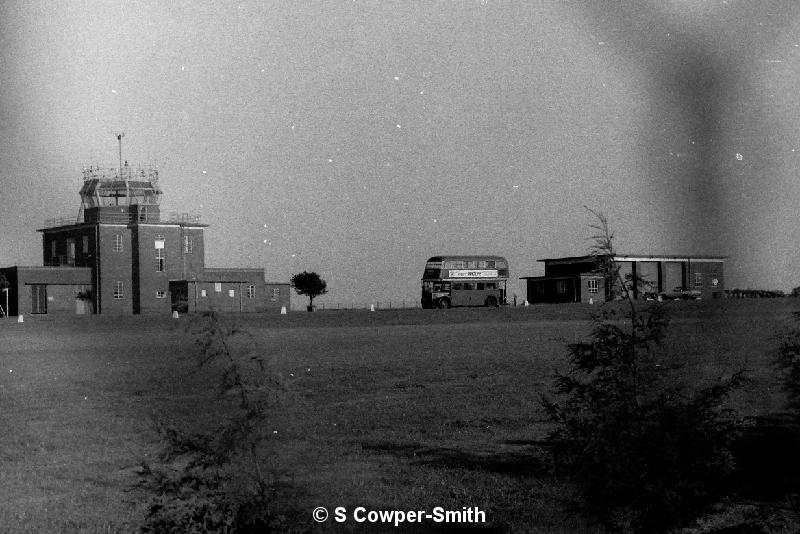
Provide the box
[2,0,800,307]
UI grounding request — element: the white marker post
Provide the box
[280,306,287,315]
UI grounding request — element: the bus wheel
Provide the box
[485,296,498,308]
[437,298,451,309]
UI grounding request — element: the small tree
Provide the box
[290,271,327,311]
[541,209,743,533]
[777,311,800,417]
[141,312,293,532]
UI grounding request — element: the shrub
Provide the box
[776,311,800,416]
[140,312,292,533]
[541,211,743,533]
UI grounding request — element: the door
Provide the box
[31,284,47,314]
[169,281,189,312]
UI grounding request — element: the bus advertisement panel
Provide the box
[421,256,509,309]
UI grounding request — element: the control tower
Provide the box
[2,134,290,317]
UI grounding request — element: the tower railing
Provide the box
[82,165,159,183]
[43,210,202,227]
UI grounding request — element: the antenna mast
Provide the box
[114,132,125,176]
[114,132,128,203]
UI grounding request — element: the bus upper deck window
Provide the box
[453,283,463,290]
[478,261,487,269]
[486,261,495,268]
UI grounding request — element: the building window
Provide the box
[113,233,123,252]
[200,289,207,297]
[113,281,124,299]
[588,279,599,294]
[66,239,76,265]
[156,290,166,299]
[694,272,703,288]
[247,285,255,299]
[271,287,280,301]
[82,235,89,254]
[557,281,567,294]
[214,283,222,292]
[183,235,193,254]
[155,248,165,272]
[228,289,235,298]
[155,235,165,248]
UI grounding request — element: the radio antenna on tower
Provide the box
[114,131,128,200]
[114,132,125,177]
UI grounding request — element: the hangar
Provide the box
[521,254,725,304]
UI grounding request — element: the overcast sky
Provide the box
[2,1,800,306]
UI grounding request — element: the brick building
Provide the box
[0,163,289,316]
[521,254,725,304]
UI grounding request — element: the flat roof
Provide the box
[538,254,726,263]
[427,255,508,262]
[37,221,208,232]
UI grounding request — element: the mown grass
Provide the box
[0,299,795,532]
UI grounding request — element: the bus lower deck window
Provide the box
[477,283,485,290]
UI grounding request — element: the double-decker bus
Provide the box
[421,256,509,309]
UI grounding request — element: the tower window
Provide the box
[66,239,76,265]
[113,234,123,252]
[155,249,165,272]
[156,290,166,298]
[113,281,124,299]
[247,285,255,299]
[271,287,280,301]
[183,235,193,254]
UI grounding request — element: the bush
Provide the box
[140,312,292,533]
[541,211,744,533]
[776,311,800,416]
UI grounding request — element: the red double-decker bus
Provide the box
[421,255,509,309]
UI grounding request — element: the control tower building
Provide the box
[0,142,288,316]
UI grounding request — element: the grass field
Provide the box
[1,299,797,533]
